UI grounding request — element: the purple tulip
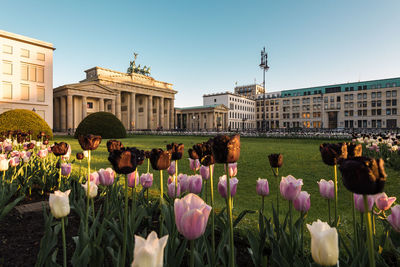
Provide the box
[9,157,20,167]
[98,168,115,186]
[174,193,212,240]
[218,175,238,199]
[387,205,400,232]
[189,158,200,172]
[200,165,213,180]
[168,181,181,198]
[256,178,269,196]
[189,175,202,194]
[178,174,190,192]
[293,191,311,212]
[168,161,176,176]
[37,149,48,158]
[317,179,334,200]
[127,170,139,188]
[61,163,72,177]
[280,175,303,201]
[353,193,375,213]
[4,145,12,153]
[88,172,100,185]
[224,162,237,177]
[375,193,396,211]
[140,173,153,189]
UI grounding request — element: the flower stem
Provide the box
[363,195,376,267]
[274,168,280,216]
[328,199,331,225]
[85,150,91,234]
[352,193,358,250]
[175,160,178,198]
[289,200,293,233]
[160,170,164,202]
[301,212,304,256]
[333,164,338,226]
[261,196,265,214]
[225,163,235,267]
[122,174,129,267]
[209,165,215,265]
[147,158,150,173]
[78,160,82,183]
[58,157,62,190]
[61,217,67,267]
[190,239,195,267]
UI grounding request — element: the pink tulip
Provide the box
[189,158,200,172]
[174,193,212,240]
[61,163,72,177]
[37,149,48,158]
[224,162,237,177]
[317,179,334,200]
[127,170,139,188]
[188,175,202,194]
[98,168,115,186]
[140,173,153,189]
[200,165,213,180]
[375,193,396,211]
[168,181,181,198]
[256,178,269,196]
[280,175,303,201]
[88,172,100,185]
[4,145,12,153]
[218,175,238,199]
[168,161,176,176]
[354,194,374,213]
[9,157,20,167]
[293,191,311,212]
[178,174,190,192]
[167,176,174,185]
[10,151,20,158]
[387,205,400,232]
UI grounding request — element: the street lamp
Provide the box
[259,47,270,131]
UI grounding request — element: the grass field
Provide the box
[55,134,400,234]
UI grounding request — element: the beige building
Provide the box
[234,83,264,99]
[0,30,54,127]
[175,104,228,131]
[53,66,176,131]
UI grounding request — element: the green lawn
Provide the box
[55,134,400,234]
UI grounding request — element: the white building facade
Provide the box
[203,92,256,130]
[0,30,54,128]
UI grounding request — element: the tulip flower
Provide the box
[387,205,400,232]
[188,141,215,166]
[178,174,190,192]
[22,156,30,163]
[210,134,240,163]
[10,151,20,158]
[167,161,176,176]
[189,158,200,172]
[307,220,339,266]
[88,171,100,185]
[174,193,212,240]
[166,142,184,161]
[76,152,84,160]
[0,158,9,171]
[106,139,123,153]
[51,142,69,156]
[168,181,181,198]
[61,144,72,161]
[346,142,362,158]
[280,175,303,201]
[140,173,153,189]
[375,192,396,211]
[319,143,348,166]
[150,148,171,170]
[353,193,375,213]
[83,150,89,158]
[49,190,71,219]
[81,181,98,198]
[9,157,20,167]
[188,175,202,194]
[61,163,72,177]
[37,149,48,158]
[318,179,334,200]
[268,153,283,168]
[108,147,145,174]
[200,165,213,180]
[98,168,115,186]
[294,191,311,212]
[131,231,168,267]
[256,178,270,196]
[78,134,102,151]
[217,175,238,199]
[225,162,237,177]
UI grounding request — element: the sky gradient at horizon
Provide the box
[1,0,399,107]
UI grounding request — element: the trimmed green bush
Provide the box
[0,109,53,139]
[74,112,126,139]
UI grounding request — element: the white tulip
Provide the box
[131,231,168,267]
[0,158,9,171]
[83,150,89,158]
[49,190,71,219]
[81,181,98,198]
[307,219,338,266]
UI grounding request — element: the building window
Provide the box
[386,91,391,98]
[386,100,392,106]
[29,65,36,82]
[393,99,397,106]
[37,86,45,102]
[371,92,376,98]
[377,92,382,98]
[2,82,12,99]
[372,109,376,115]
[377,100,382,107]
[377,109,382,115]
[392,90,397,97]
[393,108,397,115]
[2,61,12,75]
[363,110,367,116]
[214,99,216,102]
[21,49,30,58]
[386,109,391,115]
[87,102,94,109]
[20,84,29,100]
[37,52,45,61]
[2,44,12,54]
[21,63,28,80]
[37,66,44,83]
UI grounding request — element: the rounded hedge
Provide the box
[0,109,53,139]
[74,112,126,139]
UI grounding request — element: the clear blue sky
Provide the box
[1,0,399,107]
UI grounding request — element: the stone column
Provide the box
[160,97,164,128]
[99,98,104,112]
[165,100,170,128]
[116,92,121,120]
[111,99,116,115]
[170,99,174,129]
[130,93,136,130]
[148,95,153,129]
[67,95,73,130]
[54,97,60,131]
[60,96,66,132]
[82,96,87,120]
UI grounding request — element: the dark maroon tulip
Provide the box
[107,140,123,153]
[346,142,362,158]
[144,150,151,159]
[166,143,185,160]
[27,143,35,150]
[78,134,102,151]
[210,135,240,164]
[268,154,283,168]
[51,142,69,156]
[150,148,171,170]
[339,157,386,195]
[43,139,49,145]
[76,152,84,160]
[108,147,144,174]
[319,143,348,166]
[188,141,215,166]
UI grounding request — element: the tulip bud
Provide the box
[98,168,115,186]
[307,220,339,266]
[224,162,237,177]
[375,192,396,211]
[218,175,238,199]
[81,181,98,198]
[200,165,213,180]
[167,161,176,176]
[280,175,303,201]
[293,191,311,212]
[37,149,48,158]
[0,158,9,171]
[131,231,168,267]
[127,170,139,188]
[268,153,283,168]
[76,152,84,160]
[387,205,400,232]
[317,179,334,200]
[88,172,100,185]
[256,178,269,196]
[61,163,72,177]
[83,150,89,158]
[49,190,71,219]
[140,173,153,189]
